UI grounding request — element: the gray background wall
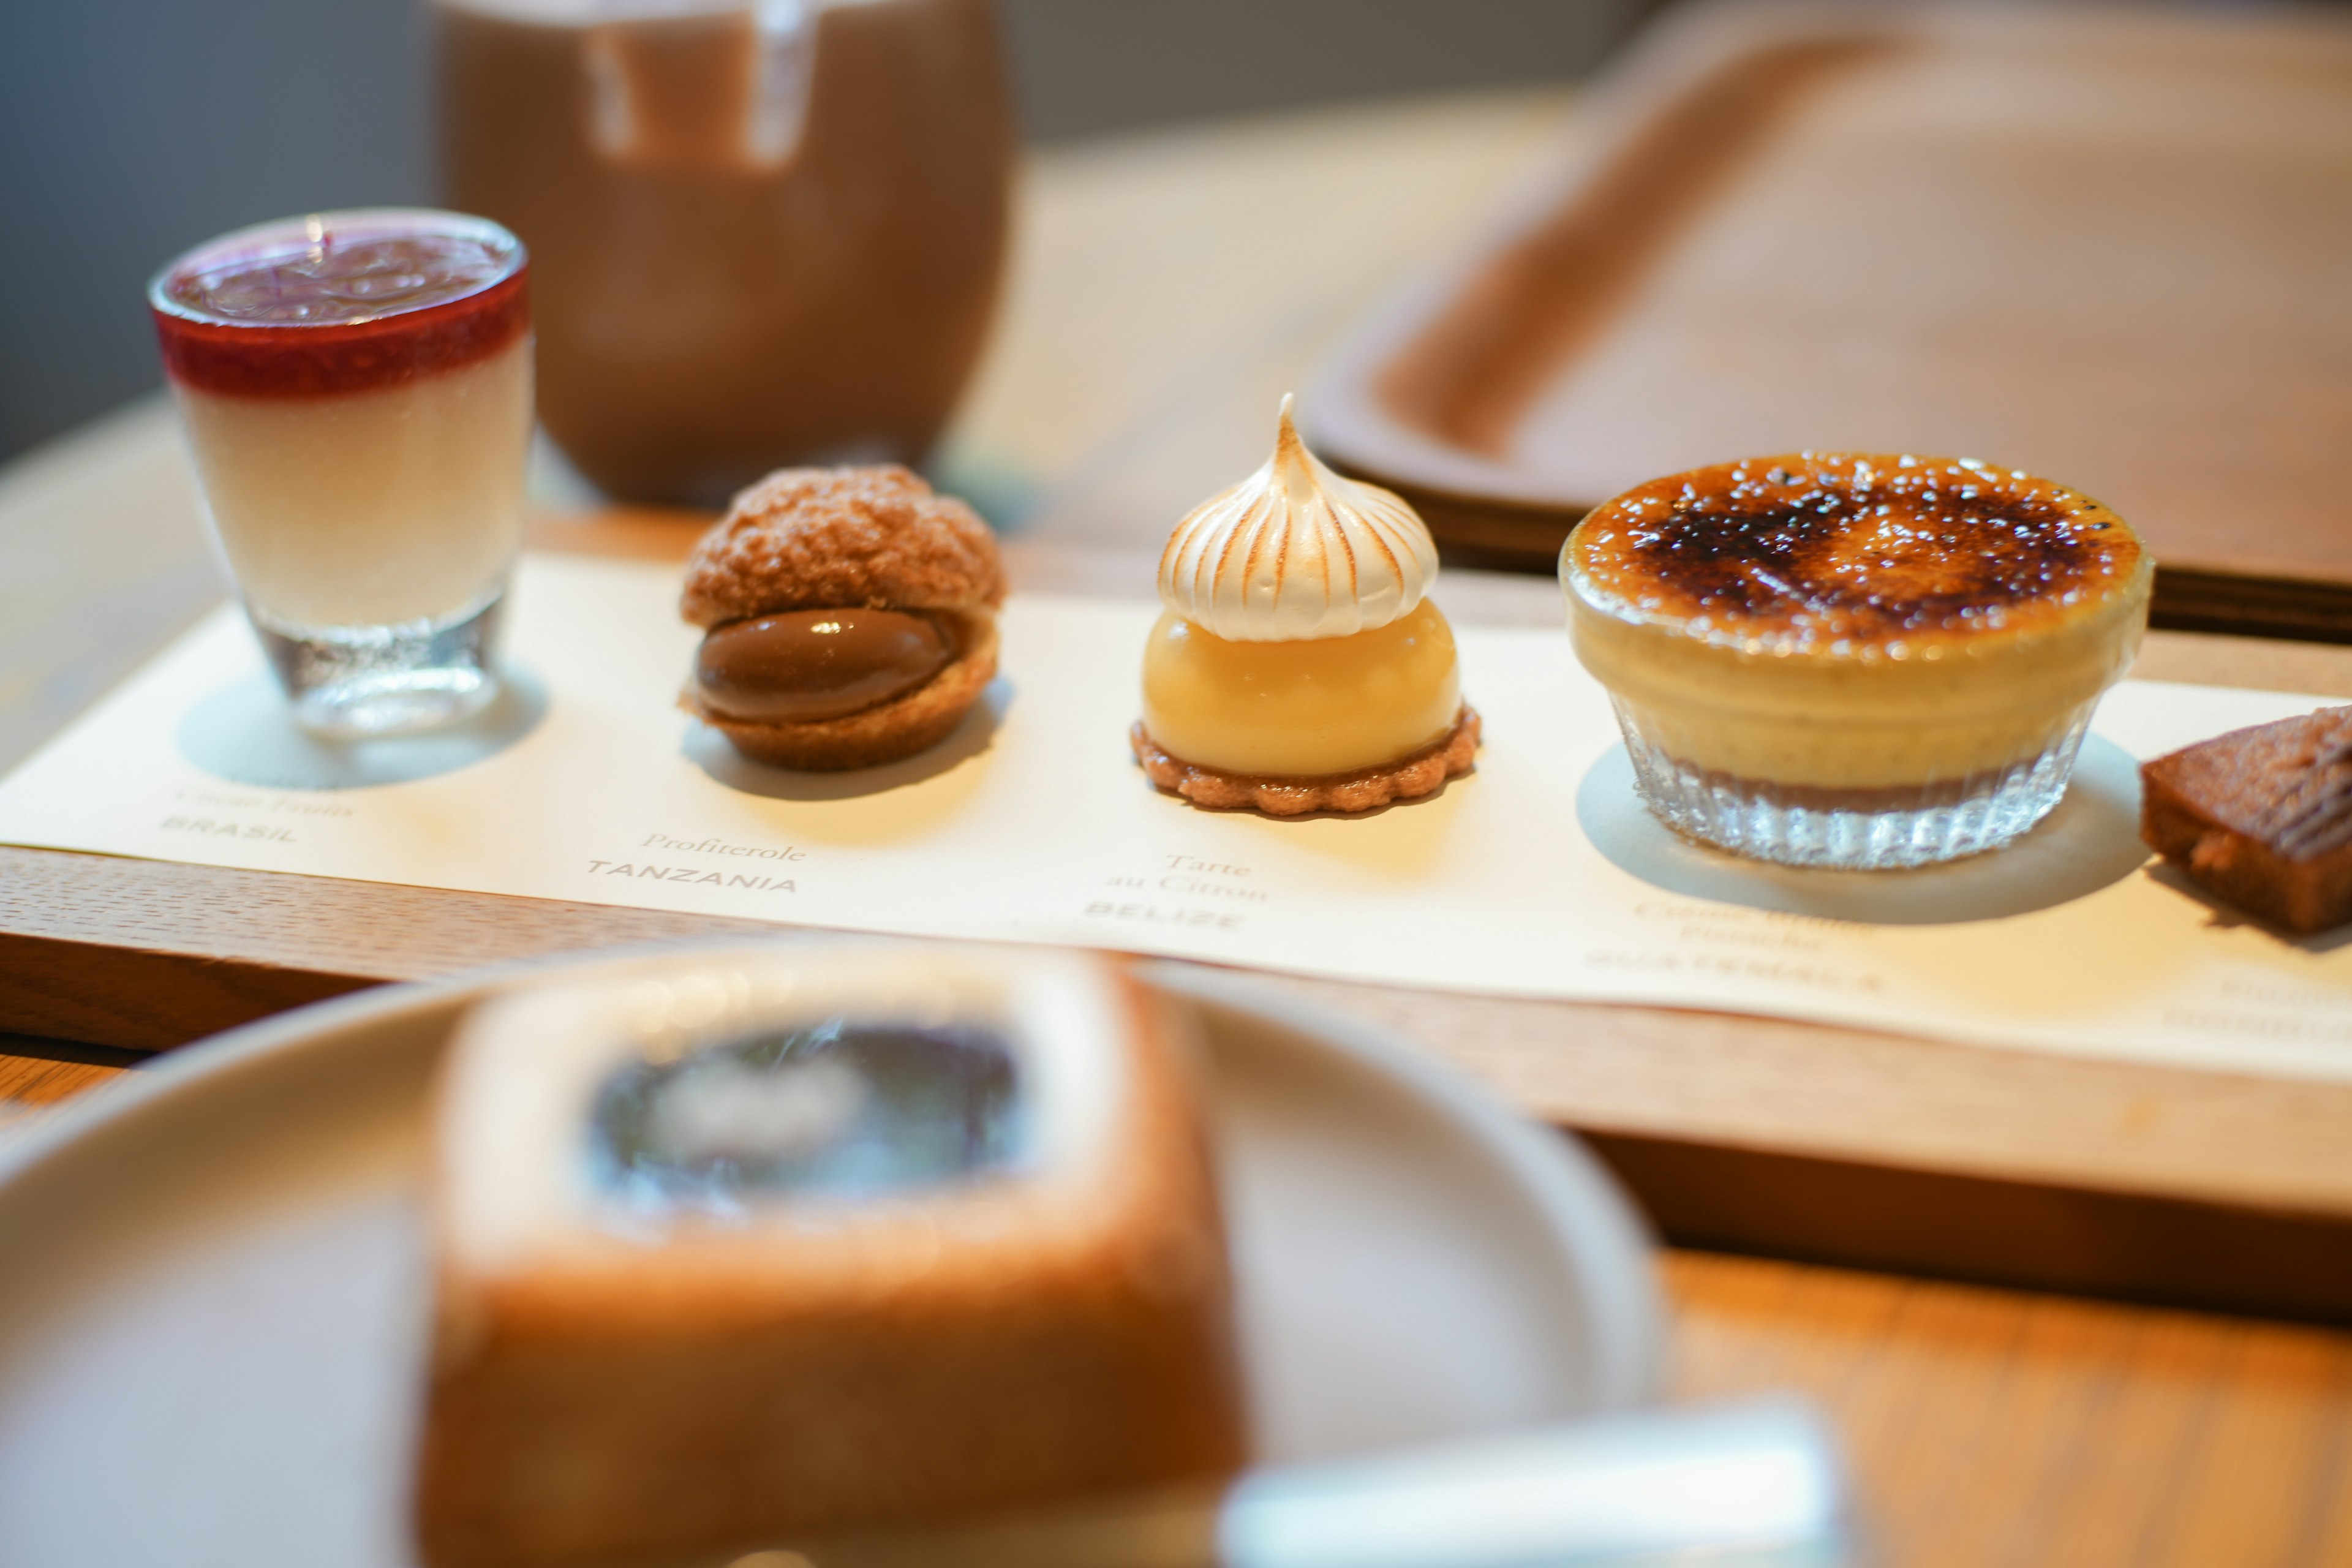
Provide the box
[0,0,1660,464]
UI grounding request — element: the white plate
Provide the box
[0,947,1662,1567]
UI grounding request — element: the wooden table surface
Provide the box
[6,89,2351,1566]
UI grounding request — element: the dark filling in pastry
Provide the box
[591,1016,1025,1215]
[695,608,954,724]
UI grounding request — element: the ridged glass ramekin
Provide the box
[1607,693,2099,869]
[1563,454,2152,871]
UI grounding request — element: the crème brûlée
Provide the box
[1564,453,2152,867]
[1134,397,1478,815]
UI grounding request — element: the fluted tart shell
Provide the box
[1133,706,1480,816]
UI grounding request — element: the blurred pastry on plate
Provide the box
[412,943,1245,1567]
[2143,705,2352,932]
[680,466,1003,770]
[1134,396,1478,815]
[1564,453,2150,869]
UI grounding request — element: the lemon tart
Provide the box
[1134,397,1478,814]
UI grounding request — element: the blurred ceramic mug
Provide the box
[436,0,1013,505]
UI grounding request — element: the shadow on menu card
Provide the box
[177,666,548,790]
[1577,732,2154,926]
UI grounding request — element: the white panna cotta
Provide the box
[172,341,530,631]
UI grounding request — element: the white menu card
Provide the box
[4,551,2350,1081]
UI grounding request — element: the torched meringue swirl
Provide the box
[1158,396,1439,642]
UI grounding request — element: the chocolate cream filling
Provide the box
[695,608,955,724]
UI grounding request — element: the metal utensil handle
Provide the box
[752,1398,1852,1568]
[1223,1397,1850,1567]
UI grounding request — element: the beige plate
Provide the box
[0,945,1661,1567]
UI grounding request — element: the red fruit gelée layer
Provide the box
[151,217,528,399]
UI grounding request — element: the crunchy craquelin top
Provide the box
[681,466,1005,629]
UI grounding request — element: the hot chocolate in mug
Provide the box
[439,0,1013,504]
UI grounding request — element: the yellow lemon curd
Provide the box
[1140,598,1461,776]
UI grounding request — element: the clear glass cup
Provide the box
[149,209,532,737]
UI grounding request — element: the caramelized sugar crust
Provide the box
[1569,453,2143,652]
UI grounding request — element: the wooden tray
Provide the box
[8,521,2352,1323]
[1306,1,2352,638]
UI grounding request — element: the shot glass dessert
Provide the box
[1564,453,2151,869]
[1134,397,1479,815]
[150,209,531,737]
